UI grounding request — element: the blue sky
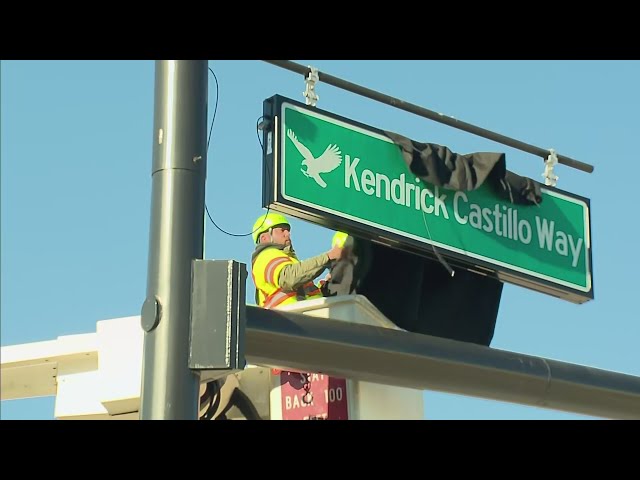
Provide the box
[1,60,638,420]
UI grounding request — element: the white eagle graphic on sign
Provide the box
[287,128,342,188]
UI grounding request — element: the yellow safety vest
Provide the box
[252,247,323,309]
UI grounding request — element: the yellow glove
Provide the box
[332,231,349,248]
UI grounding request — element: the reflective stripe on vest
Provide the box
[252,248,296,308]
[263,288,297,309]
[265,257,291,284]
[252,247,323,309]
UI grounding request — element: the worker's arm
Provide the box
[278,253,331,291]
[278,245,343,291]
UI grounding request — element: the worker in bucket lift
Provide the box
[251,212,344,309]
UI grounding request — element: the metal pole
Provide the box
[246,307,640,419]
[140,60,208,420]
[263,60,594,174]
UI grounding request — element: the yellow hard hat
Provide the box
[252,212,290,244]
[332,231,349,248]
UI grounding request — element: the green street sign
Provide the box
[262,95,593,304]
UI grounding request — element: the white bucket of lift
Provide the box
[268,294,425,420]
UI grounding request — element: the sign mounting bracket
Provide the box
[303,66,320,107]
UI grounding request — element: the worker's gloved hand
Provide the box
[319,273,332,296]
[332,231,348,247]
[327,230,353,267]
[322,232,358,298]
[328,231,353,263]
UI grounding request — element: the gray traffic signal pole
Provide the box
[246,307,640,419]
[140,60,208,419]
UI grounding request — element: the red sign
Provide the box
[278,371,349,420]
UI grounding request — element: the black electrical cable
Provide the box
[199,380,222,420]
[204,66,271,239]
[215,387,263,421]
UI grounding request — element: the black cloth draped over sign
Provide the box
[384,131,543,206]
[322,132,543,346]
